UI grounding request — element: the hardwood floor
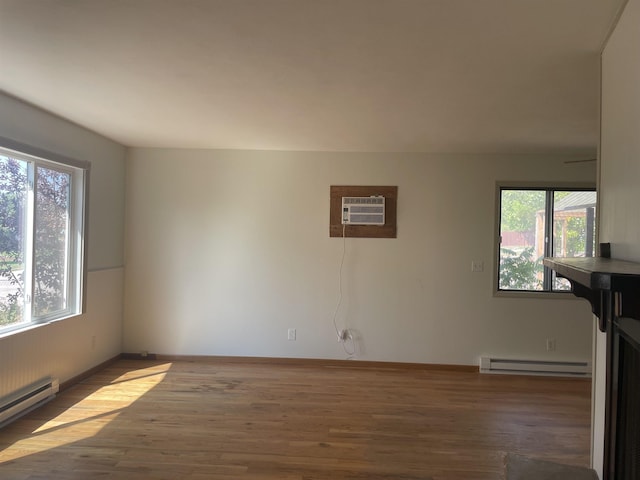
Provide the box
[0,359,591,480]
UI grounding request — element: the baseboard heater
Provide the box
[0,377,59,428]
[479,357,591,377]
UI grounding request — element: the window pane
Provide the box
[34,166,71,317]
[499,190,546,290]
[0,156,28,328]
[552,191,597,291]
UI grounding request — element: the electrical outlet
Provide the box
[471,260,484,272]
[288,328,296,341]
[546,338,556,352]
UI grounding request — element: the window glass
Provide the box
[0,145,86,334]
[0,156,28,328]
[34,165,71,317]
[498,190,545,291]
[498,187,596,293]
[552,191,597,291]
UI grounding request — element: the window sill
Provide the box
[0,312,82,340]
[493,290,580,300]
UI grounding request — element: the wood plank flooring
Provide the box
[0,359,592,480]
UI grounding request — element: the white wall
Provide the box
[593,0,640,476]
[0,93,125,396]
[124,148,595,364]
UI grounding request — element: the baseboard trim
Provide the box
[120,353,479,372]
[59,354,593,383]
[59,354,123,392]
[121,352,158,361]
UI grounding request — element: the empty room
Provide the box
[1,1,639,479]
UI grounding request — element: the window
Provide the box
[0,140,88,334]
[497,185,596,293]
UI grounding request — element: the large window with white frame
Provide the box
[0,141,88,334]
[497,185,596,293]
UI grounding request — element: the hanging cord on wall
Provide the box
[331,224,346,339]
[331,223,356,357]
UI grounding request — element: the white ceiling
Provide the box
[0,0,624,154]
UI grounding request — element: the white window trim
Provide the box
[0,136,90,335]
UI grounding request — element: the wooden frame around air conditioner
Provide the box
[329,185,397,238]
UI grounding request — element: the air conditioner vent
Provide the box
[343,197,384,205]
[342,196,385,225]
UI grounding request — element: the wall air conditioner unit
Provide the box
[342,196,385,225]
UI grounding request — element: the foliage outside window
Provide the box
[498,187,596,292]
[0,143,87,334]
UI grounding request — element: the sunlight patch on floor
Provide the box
[0,363,172,462]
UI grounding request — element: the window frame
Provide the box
[0,136,89,335]
[493,181,597,298]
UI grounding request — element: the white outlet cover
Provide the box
[471,261,484,272]
[287,329,296,341]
